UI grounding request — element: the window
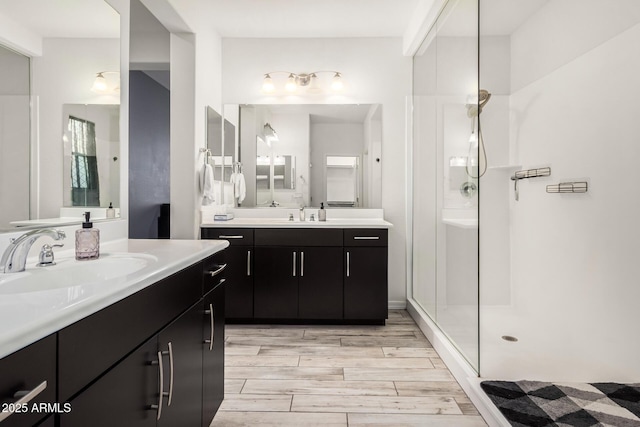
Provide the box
[68,116,100,206]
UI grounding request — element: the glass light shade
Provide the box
[306,73,323,94]
[285,74,297,92]
[262,74,275,93]
[91,73,108,93]
[331,73,343,91]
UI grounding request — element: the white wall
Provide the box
[481,1,640,382]
[222,37,411,306]
[141,0,222,239]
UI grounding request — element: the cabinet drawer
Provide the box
[344,229,388,246]
[0,335,56,427]
[58,262,203,401]
[203,251,227,294]
[255,228,342,246]
[201,228,253,246]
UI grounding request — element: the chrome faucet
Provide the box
[1,228,66,273]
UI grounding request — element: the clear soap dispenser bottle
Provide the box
[76,212,100,260]
[106,202,116,218]
[319,202,327,221]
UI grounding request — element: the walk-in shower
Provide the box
[409,0,640,423]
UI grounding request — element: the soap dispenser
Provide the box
[106,202,116,218]
[76,212,100,260]
[319,202,327,221]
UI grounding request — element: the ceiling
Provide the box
[0,0,549,41]
[0,0,119,38]
[207,0,421,38]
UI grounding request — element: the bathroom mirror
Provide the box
[0,0,121,230]
[205,106,224,180]
[62,104,120,208]
[224,103,383,208]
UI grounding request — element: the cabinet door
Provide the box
[224,246,253,319]
[202,283,226,427]
[253,247,298,318]
[298,247,343,319]
[59,339,157,427]
[157,303,203,427]
[344,247,388,321]
[0,335,56,427]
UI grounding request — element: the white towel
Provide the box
[201,164,215,205]
[230,172,246,204]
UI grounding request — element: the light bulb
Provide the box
[262,74,275,93]
[331,72,343,91]
[91,73,108,93]
[285,74,297,92]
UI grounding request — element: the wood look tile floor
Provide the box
[211,310,487,427]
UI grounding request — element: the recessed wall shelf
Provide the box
[546,182,588,194]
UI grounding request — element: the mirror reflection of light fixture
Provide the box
[263,122,279,146]
[91,71,120,94]
[261,71,344,94]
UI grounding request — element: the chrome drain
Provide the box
[501,335,518,342]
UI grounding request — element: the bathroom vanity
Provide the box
[0,239,228,427]
[201,217,391,325]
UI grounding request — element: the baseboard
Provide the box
[388,300,407,310]
[406,299,505,427]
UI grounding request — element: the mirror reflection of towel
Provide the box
[230,172,246,203]
[201,164,215,205]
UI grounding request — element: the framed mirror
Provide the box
[224,103,382,208]
[0,0,121,230]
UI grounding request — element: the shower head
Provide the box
[466,89,492,117]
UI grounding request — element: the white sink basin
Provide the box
[0,253,158,294]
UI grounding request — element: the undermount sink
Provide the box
[0,252,158,294]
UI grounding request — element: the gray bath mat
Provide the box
[481,380,640,426]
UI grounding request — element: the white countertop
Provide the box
[0,238,229,359]
[201,218,393,228]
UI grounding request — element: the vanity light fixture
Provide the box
[261,71,343,94]
[91,71,120,94]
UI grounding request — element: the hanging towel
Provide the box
[201,164,215,205]
[230,172,246,204]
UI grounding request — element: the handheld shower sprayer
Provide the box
[465,89,491,179]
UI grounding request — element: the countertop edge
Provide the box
[0,239,229,360]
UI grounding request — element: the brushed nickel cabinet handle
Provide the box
[293,252,296,277]
[301,251,304,277]
[204,303,215,351]
[347,251,350,277]
[149,351,165,420]
[164,343,174,406]
[0,381,47,422]
[354,236,380,240]
[218,235,243,239]
[207,263,227,277]
[247,250,251,276]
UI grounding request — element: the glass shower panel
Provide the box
[412,22,438,320]
[0,44,31,229]
[412,0,480,373]
[435,0,479,372]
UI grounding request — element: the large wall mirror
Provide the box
[0,0,120,230]
[223,104,383,208]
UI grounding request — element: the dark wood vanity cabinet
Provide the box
[344,229,388,321]
[201,228,253,320]
[0,335,56,427]
[202,282,225,426]
[0,250,231,427]
[202,227,387,323]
